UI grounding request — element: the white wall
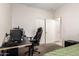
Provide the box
[55,4,79,41]
[0,4,12,46]
[12,4,53,44]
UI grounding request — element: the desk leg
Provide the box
[1,50,4,56]
[1,50,7,56]
[28,45,33,56]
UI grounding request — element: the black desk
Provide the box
[0,40,32,56]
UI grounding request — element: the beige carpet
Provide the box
[34,43,62,56]
[19,43,62,56]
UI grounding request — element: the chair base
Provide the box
[25,50,40,56]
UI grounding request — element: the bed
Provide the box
[44,44,79,56]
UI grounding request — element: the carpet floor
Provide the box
[19,43,62,56]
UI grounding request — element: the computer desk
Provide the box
[0,40,32,56]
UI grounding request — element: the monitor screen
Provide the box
[10,29,23,43]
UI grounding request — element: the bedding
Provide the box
[44,44,79,56]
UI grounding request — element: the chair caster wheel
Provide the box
[38,52,40,54]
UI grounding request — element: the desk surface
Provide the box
[0,40,32,51]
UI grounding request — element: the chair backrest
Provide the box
[33,27,43,45]
[9,29,23,43]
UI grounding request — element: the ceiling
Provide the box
[24,3,66,11]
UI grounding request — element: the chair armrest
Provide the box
[27,37,33,41]
[30,39,36,42]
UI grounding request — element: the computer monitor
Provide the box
[10,29,23,43]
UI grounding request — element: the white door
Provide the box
[55,18,63,46]
[46,18,61,44]
[55,18,61,42]
[46,19,56,43]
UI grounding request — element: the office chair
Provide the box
[25,27,43,55]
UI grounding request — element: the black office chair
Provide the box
[25,27,43,55]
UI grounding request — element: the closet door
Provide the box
[55,18,63,46]
[46,19,56,43]
[55,18,61,42]
[46,18,61,44]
